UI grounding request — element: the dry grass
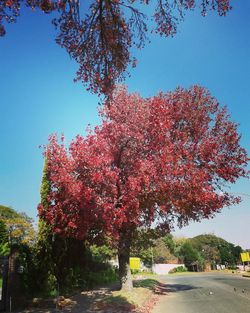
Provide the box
[109,287,152,307]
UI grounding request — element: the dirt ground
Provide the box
[17,279,162,313]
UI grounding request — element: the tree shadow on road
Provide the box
[155,282,200,295]
[134,279,200,296]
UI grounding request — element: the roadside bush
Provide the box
[83,267,118,288]
[176,266,187,272]
[89,244,116,263]
[228,265,237,270]
[168,266,187,274]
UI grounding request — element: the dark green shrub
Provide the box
[84,267,118,288]
[228,265,237,270]
[168,266,187,274]
[175,265,187,272]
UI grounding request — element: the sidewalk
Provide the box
[18,283,120,313]
[17,278,163,313]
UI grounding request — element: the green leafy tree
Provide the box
[218,245,234,266]
[179,241,204,270]
[0,220,8,245]
[190,234,242,266]
[0,220,9,255]
[36,159,88,292]
[5,217,36,246]
[37,158,54,261]
[0,205,36,247]
[163,234,176,255]
[232,245,243,263]
[172,237,187,260]
[0,205,19,219]
[89,244,116,263]
[36,158,62,291]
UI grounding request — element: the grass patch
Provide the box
[134,278,160,290]
[133,271,157,278]
[107,287,152,308]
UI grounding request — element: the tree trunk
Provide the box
[118,231,133,291]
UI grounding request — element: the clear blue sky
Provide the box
[0,0,249,247]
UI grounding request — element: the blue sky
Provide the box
[0,0,249,247]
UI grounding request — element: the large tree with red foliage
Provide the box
[1,0,231,95]
[38,85,248,290]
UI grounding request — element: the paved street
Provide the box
[153,273,250,313]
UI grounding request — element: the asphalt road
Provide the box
[153,273,250,313]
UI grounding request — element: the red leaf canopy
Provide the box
[38,86,249,242]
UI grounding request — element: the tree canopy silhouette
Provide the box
[1,0,232,95]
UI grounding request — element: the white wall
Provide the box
[152,263,185,275]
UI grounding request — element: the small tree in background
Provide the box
[153,237,178,264]
[0,205,19,219]
[231,245,243,264]
[0,205,36,247]
[4,217,36,246]
[39,85,248,290]
[163,234,176,255]
[179,241,204,270]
